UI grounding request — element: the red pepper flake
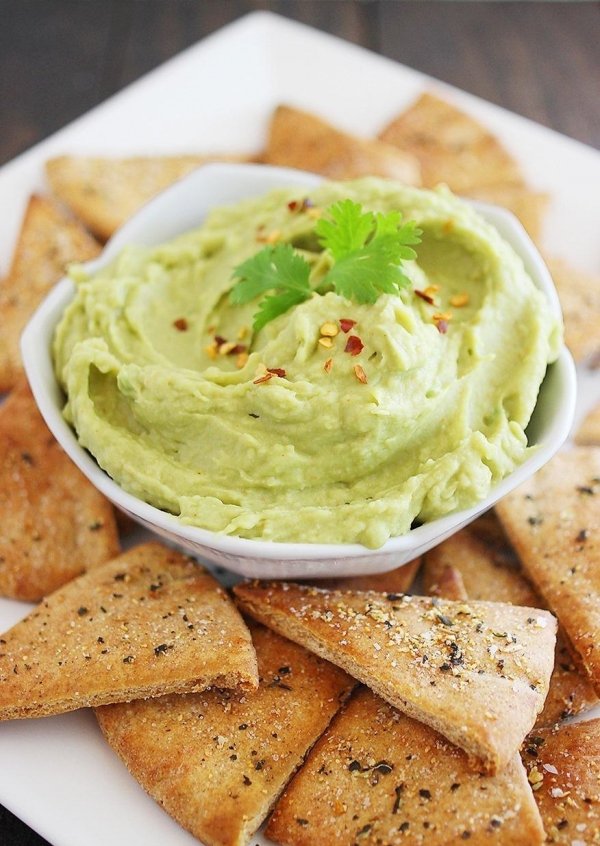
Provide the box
[228,344,247,356]
[267,367,286,378]
[436,319,449,334]
[415,289,435,305]
[339,318,356,334]
[302,197,314,209]
[173,318,188,331]
[214,335,227,349]
[353,364,368,384]
[253,373,274,385]
[324,358,333,374]
[287,200,299,212]
[345,335,364,356]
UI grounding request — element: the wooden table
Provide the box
[0,1,598,843]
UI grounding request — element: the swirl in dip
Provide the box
[53,179,561,547]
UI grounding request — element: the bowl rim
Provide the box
[21,162,577,560]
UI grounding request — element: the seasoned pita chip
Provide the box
[496,448,600,693]
[97,624,353,846]
[522,719,600,844]
[379,92,523,193]
[576,403,600,446]
[424,517,597,727]
[307,557,420,594]
[0,543,257,719]
[0,194,100,391]
[464,182,549,242]
[0,380,119,601]
[546,257,600,364]
[234,581,556,773]
[46,154,253,241]
[265,105,421,184]
[267,687,545,846]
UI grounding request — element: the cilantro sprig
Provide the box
[230,199,422,332]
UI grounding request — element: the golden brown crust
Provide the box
[545,257,600,364]
[267,687,545,846]
[0,380,120,601]
[234,581,556,773]
[496,448,600,694]
[424,516,598,728]
[306,557,420,594]
[265,105,421,184]
[576,403,600,446]
[521,718,600,844]
[46,154,254,240]
[0,194,100,390]
[0,543,258,719]
[97,624,353,846]
[379,92,523,193]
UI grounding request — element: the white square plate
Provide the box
[1,11,599,846]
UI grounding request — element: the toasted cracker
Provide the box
[379,92,523,193]
[264,105,421,184]
[424,516,597,727]
[546,257,600,364]
[496,448,600,694]
[267,687,544,846]
[234,581,556,773]
[97,624,353,846]
[0,542,258,719]
[46,154,253,241]
[307,557,420,593]
[464,182,549,242]
[576,403,600,446]
[521,718,600,844]
[0,194,100,391]
[0,380,119,601]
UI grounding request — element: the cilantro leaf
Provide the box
[324,234,414,304]
[253,288,311,332]
[230,243,311,305]
[315,199,375,259]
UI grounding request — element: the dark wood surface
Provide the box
[0,2,598,844]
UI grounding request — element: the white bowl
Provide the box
[22,163,576,579]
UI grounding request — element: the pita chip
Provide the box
[0,380,119,601]
[463,182,549,242]
[264,105,421,184]
[267,687,545,846]
[307,557,420,594]
[546,257,600,364]
[379,92,523,193]
[97,624,353,846]
[0,194,100,391]
[424,515,597,727]
[576,403,600,446]
[0,543,257,719]
[522,718,600,844]
[496,447,600,694]
[234,581,557,772]
[46,153,253,241]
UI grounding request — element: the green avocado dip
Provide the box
[53,178,561,547]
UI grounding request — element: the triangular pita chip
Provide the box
[46,153,254,241]
[307,557,420,594]
[97,623,353,846]
[0,380,119,601]
[267,687,545,846]
[496,447,600,694]
[234,581,556,772]
[463,182,549,242]
[264,105,421,184]
[576,403,600,446]
[379,92,523,192]
[0,194,100,391]
[0,543,257,719]
[424,515,597,727]
[521,718,600,844]
[546,257,600,364]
